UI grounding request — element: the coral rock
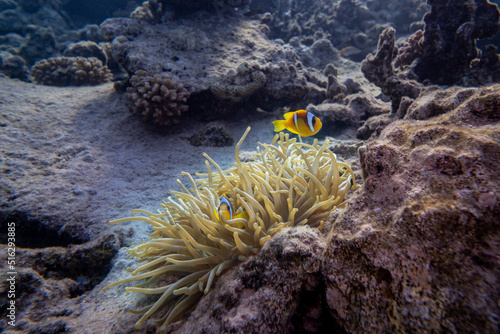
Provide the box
[412,0,500,85]
[188,123,234,147]
[362,27,421,112]
[210,67,266,103]
[63,41,108,65]
[394,29,423,69]
[169,226,328,334]
[0,50,29,80]
[102,17,320,112]
[324,84,500,333]
[0,233,120,332]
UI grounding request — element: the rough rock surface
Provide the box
[324,84,500,333]
[188,123,234,147]
[168,226,332,334]
[0,234,120,332]
[100,16,326,111]
[259,0,429,61]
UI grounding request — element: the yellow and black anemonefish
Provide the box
[272,109,322,137]
[213,195,248,228]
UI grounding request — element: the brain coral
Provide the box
[31,56,112,86]
[126,70,190,126]
[105,127,357,332]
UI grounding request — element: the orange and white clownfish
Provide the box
[272,109,322,137]
[213,195,248,228]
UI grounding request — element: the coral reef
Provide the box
[0,50,29,80]
[18,26,57,65]
[62,41,107,65]
[0,0,140,80]
[31,56,112,86]
[361,27,421,113]
[105,127,357,332]
[258,0,428,61]
[125,70,190,126]
[396,0,500,85]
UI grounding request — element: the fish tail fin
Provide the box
[235,211,249,221]
[272,120,286,132]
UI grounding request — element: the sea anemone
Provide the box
[105,127,357,332]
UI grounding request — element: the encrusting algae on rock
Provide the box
[104,126,358,332]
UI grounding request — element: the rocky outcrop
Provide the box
[361,27,421,113]
[100,16,327,113]
[167,227,328,333]
[324,84,500,333]
[0,233,121,333]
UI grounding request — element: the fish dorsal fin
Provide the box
[283,111,296,120]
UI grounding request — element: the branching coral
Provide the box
[31,56,112,86]
[105,127,357,332]
[126,70,190,126]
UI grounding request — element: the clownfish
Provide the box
[272,110,322,137]
[214,195,248,228]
